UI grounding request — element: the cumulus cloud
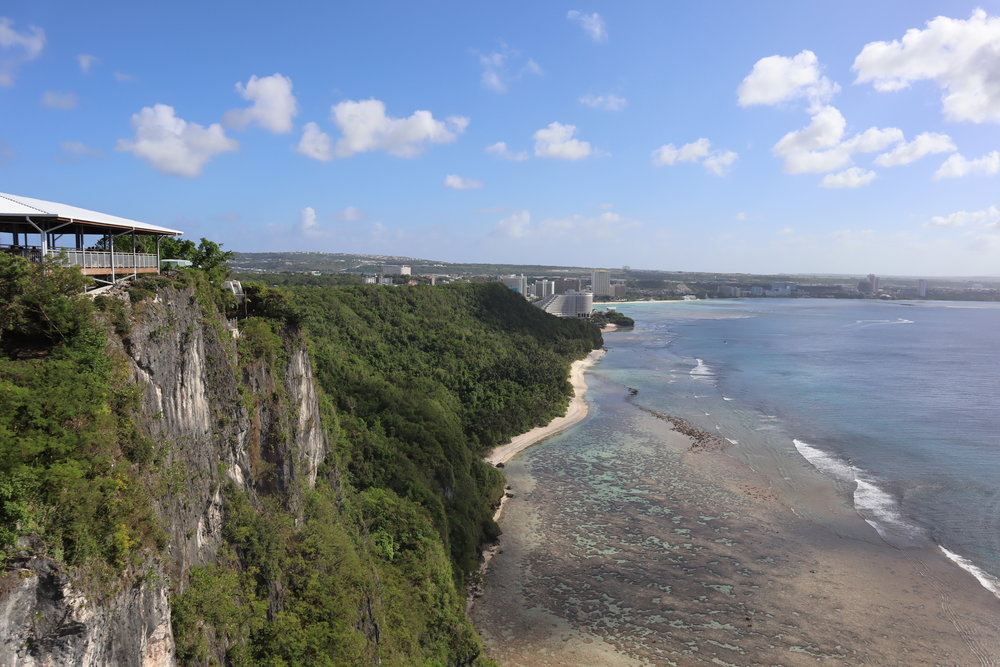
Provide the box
[296,122,333,162]
[772,105,902,174]
[652,138,738,175]
[57,141,103,162]
[41,91,78,110]
[853,9,1000,123]
[117,104,238,177]
[925,205,1000,228]
[579,93,627,111]
[485,141,529,161]
[533,122,593,160]
[0,17,45,86]
[567,10,607,43]
[299,206,322,237]
[334,205,365,222]
[820,167,877,188]
[478,44,542,93]
[737,50,839,108]
[874,132,956,167]
[330,99,467,158]
[77,54,97,73]
[934,151,1000,179]
[444,174,483,190]
[223,73,298,133]
[495,210,531,238]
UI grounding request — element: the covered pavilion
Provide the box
[0,192,182,285]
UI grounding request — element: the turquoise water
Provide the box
[601,298,1000,594]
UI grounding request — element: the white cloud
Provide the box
[223,73,298,133]
[652,138,738,175]
[772,105,902,174]
[117,104,238,177]
[493,208,639,241]
[652,138,711,165]
[444,174,483,190]
[77,54,97,74]
[485,141,529,161]
[579,93,627,111]
[934,151,1000,179]
[734,211,748,222]
[296,122,333,162]
[495,210,531,238]
[703,150,739,176]
[334,205,365,222]
[853,9,1000,123]
[330,99,467,158]
[567,10,608,43]
[41,90,78,110]
[478,44,542,93]
[737,50,839,108]
[533,122,593,160]
[820,167,877,189]
[114,72,135,83]
[874,132,956,166]
[299,206,322,237]
[58,141,103,161]
[925,205,1000,228]
[0,17,45,86]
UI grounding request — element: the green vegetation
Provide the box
[169,280,600,663]
[0,254,160,572]
[1,252,599,663]
[591,310,635,328]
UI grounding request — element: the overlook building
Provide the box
[0,192,182,287]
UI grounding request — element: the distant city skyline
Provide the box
[3,2,1000,275]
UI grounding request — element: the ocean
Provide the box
[605,298,1000,595]
[472,297,1000,664]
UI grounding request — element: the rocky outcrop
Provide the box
[0,279,330,666]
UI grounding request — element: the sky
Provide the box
[3,1,1000,276]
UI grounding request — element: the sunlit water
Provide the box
[602,298,1000,595]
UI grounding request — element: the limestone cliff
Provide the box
[0,279,328,666]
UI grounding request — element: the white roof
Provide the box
[0,192,182,235]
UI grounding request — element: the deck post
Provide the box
[109,232,115,282]
[156,236,162,275]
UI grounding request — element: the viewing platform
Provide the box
[0,192,182,285]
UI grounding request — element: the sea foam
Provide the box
[689,358,714,382]
[793,439,922,545]
[939,546,1000,600]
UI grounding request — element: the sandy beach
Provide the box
[486,348,607,467]
[471,371,1000,665]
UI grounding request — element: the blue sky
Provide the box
[3,1,1000,275]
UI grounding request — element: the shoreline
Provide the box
[468,347,606,612]
[471,376,1000,664]
[485,347,607,468]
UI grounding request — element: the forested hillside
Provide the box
[0,257,601,665]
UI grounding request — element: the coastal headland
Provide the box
[471,338,1000,665]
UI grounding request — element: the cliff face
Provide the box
[0,280,328,666]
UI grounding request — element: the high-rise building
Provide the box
[554,278,581,295]
[535,291,594,318]
[383,264,411,276]
[591,269,612,297]
[918,279,927,298]
[501,274,527,294]
[868,273,880,293]
[535,279,554,298]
